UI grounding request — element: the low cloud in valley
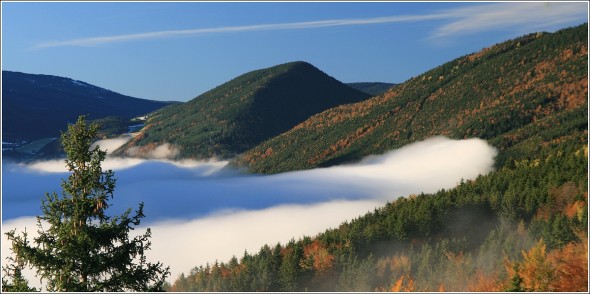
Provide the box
[2,136,497,285]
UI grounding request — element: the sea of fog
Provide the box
[2,136,497,286]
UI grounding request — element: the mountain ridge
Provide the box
[115,61,371,159]
[2,70,176,143]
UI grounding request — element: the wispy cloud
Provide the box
[33,13,447,49]
[32,2,586,49]
[431,2,588,39]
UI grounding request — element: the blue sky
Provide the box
[1,1,587,102]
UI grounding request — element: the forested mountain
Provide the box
[346,82,397,96]
[169,24,588,291]
[1,71,175,142]
[235,24,588,174]
[115,61,370,159]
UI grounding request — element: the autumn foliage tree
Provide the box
[517,239,555,291]
[505,234,588,292]
[547,233,588,292]
[2,116,170,291]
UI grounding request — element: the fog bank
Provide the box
[2,136,497,286]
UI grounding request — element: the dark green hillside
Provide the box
[1,71,175,143]
[115,61,370,159]
[236,24,588,174]
[347,82,397,96]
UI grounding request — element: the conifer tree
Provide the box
[506,263,525,292]
[1,256,37,292]
[3,115,169,291]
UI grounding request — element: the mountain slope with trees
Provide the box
[169,24,588,292]
[114,61,371,159]
[236,24,588,174]
[1,71,175,143]
[170,141,587,292]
